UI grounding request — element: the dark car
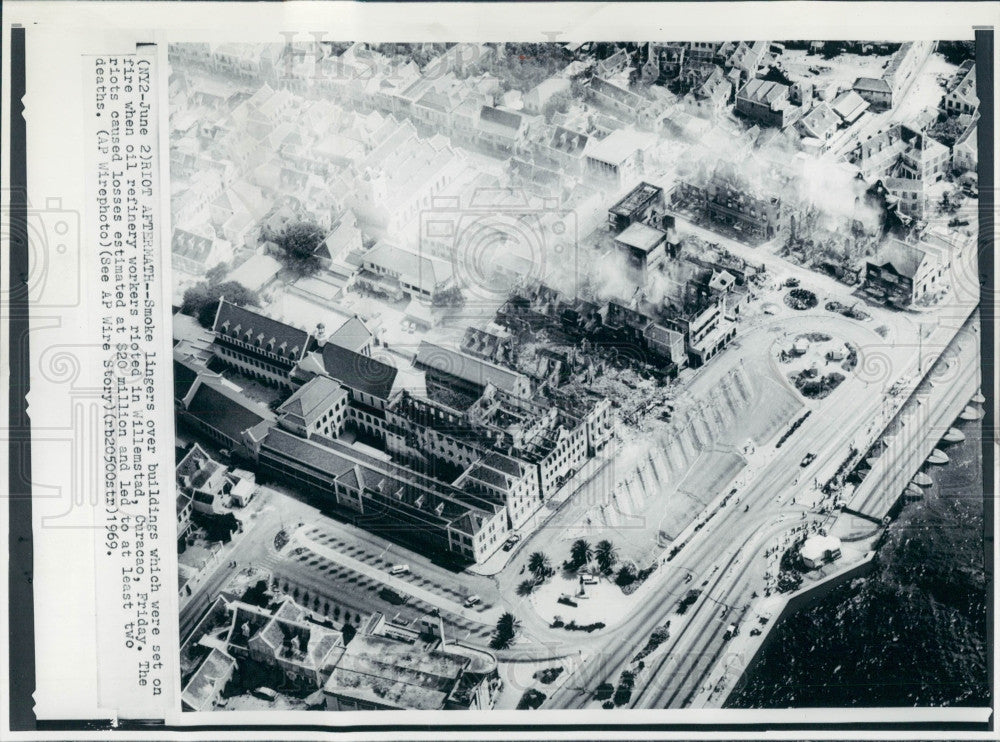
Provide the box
[379,586,408,605]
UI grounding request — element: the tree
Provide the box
[341,622,357,645]
[180,280,259,328]
[275,221,325,278]
[570,539,592,569]
[491,611,521,650]
[241,579,270,608]
[205,262,230,285]
[615,563,637,587]
[432,285,466,308]
[595,540,618,574]
[527,551,551,581]
[937,40,975,66]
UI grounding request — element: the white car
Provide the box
[389,564,410,576]
[463,595,482,608]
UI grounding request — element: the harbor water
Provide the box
[727,417,987,707]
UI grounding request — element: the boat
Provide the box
[904,483,924,501]
[960,405,983,421]
[972,391,985,404]
[927,448,949,465]
[942,427,965,444]
[913,472,933,487]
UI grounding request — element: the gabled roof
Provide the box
[172,228,215,263]
[226,254,282,293]
[181,647,236,712]
[320,344,399,400]
[278,375,348,426]
[797,102,840,139]
[853,76,892,94]
[185,378,275,443]
[213,300,313,363]
[478,105,522,134]
[708,269,737,292]
[363,243,453,294]
[831,90,869,122]
[176,443,227,492]
[738,79,789,107]
[328,316,373,354]
[549,126,589,154]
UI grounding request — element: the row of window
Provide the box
[218,344,290,374]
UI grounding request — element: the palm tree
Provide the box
[527,551,551,581]
[570,539,592,569]
[497,612,521,636]
[492,611,522,650]
[595,540,618,574]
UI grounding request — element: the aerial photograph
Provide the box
[167,39,986,712]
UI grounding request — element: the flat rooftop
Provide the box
[615,222,667,254]
[610,182,663,217]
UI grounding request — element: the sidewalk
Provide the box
[468,451,614,577]
[291,528,501,625]
[689,549,877,708]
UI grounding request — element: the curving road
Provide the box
[540,303,932,709]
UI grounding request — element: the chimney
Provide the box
[315,322,327,347]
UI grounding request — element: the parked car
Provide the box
[463,595,482,608]
[389,564,410,576]
[503,533,521,551]
[800,452,816,467]
[379,587,408,605]
[724,623,738,640]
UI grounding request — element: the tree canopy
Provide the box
[595,540,618,574]
[528,551,552,581]
[275,221,325,278]
[570,539,593,569]
[491,611,521,649]
[181,279,260,328]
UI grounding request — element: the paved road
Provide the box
[544,295,977,709]
[178,491,312,641]
[540,310,881,703]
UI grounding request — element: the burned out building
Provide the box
[671,162,786,244]
[496,284,685,375]
[861,237,949,307]
[608,181,666,233]
[658,280,735,367]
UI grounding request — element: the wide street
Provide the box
[541,275,978,710]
